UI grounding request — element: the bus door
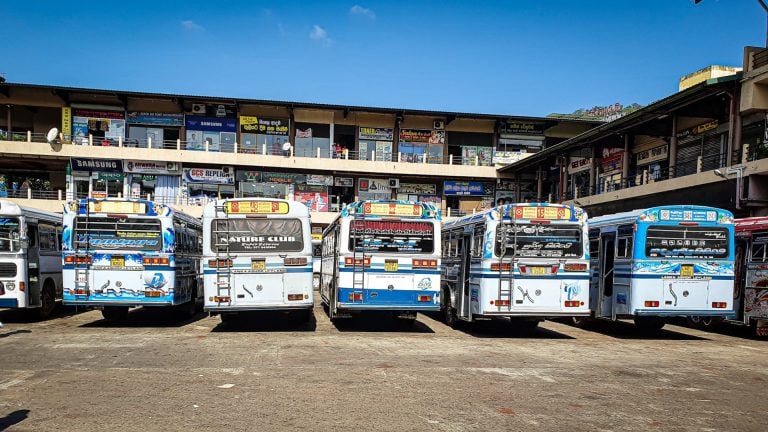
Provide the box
[733,239,747,322]
[25,223,41,307]
[598,232,616,319]
[457,232,472,319]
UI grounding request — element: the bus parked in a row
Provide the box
[442,203,590,330]
[202,198,314,323]
[582,205,734,331]
[0,199,62,318]
[62,198,202,320]
[729,217,768,336]
[320,200,442,324]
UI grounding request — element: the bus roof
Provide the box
[202,198,310,218]
[0,199,61,222]
[64,198,200,227]
[735,216,768,235]
[340,200,440,220]
[443,202,584,229]
[589,205,734,228]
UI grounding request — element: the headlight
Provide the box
[5,282,15,291]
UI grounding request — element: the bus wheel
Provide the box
[443,296,458,329]
[36,283,56,320]
[634,317,665,333]
[101,306,129,321]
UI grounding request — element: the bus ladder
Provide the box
[350,213,366,304]
[497,222,515,311]
[74,202,91,295]
[213,203,233,305]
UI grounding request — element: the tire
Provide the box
[36,283,56,320]
[101,306,129,321]
[176,288,198,319]
[443,291,458,329]
[634,316,665,333]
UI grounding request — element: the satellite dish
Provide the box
[46,128,59,144]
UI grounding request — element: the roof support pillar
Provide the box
[588,145,596,197]
[669,115,678,178]
[727,90,740,167]
[622,134,631,187]
[536,165,543,202]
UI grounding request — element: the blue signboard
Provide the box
[127,112,184,126]
[444,181,488,196]
[185,116,237,132]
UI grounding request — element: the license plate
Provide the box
[111,256,125,267]
[252,260,266,271]
[531,267,547,275]
[680,265,694,278]
[385,261,398,272]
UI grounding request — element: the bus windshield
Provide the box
[645,225,729,259]
[212,218,304,253]
[496,223,583,258]
[0,217,20,252]
[74,216,162,251]
[349,220,434,254]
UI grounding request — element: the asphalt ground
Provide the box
[0,301,766,431]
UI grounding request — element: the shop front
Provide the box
[126,112,183,148]
[125,160,182,204]
[69,158,125,199]
[446,131,494,166]
[295,123,331,158]
[443,180,495,214]
[185,115,237,152]
[495,180,516,205]
[358,178,392,201]
[358,127,394,161]
[399,129,444,163]
[598,148,624,194]
[239,116,289,154]
[568,156,591,198]
[634,144,668,184]
[182,166,235,202]
[395,182,441,207]
[331,177,355,211]
[71,109,126,146]
[496,122,545,159]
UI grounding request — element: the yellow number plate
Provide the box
[111,256,125,267]
[252,260,266,271]
[680,265,694,278]
[385,262,399,272]
[531,267,547,275]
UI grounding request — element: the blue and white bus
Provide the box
[584,205,734,331]
[62,198,202,321]
[442,203,590,330]
[202,198,314,323]
[320,200,441,324]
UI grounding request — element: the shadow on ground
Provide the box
[79,306,207,329]
[211,310,317,332]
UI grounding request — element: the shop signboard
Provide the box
[262,172,306,184]
[636,145,668,165]
[398,183,437,195]
[240,116,289,135]
[72,109,125,120]
[677,120,719,139]
[500,122,545,136]
[334,177,354,187]
[358,178,391,193]
[71,158,123,173]
[399,129,432,143]
[61,107,72,140]
[127,112,184,126]
[568,157,591,174]
[306,174,333,186]
[236,170,262,182]
[124,160,181,174]
[359,127,393,141]
[600,148,624,174]
[493,150,527,164]
[182,167,234,184]
[98,172,125,181]
[185,116,237,132]
[444,181,491,196]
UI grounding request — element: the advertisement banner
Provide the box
[568,157,592,174]
[295,191,329,212]
[185,116,237,132]
[306,174,333,186]
[399,129,432,143]
[399,183,436,195]
[444,181,492,196]
[334,177,354,187]
[262,172,306,184]
[493,150,526,165]
[359,127,394,141]
[182,167,234,184]
[240,116,289,135]
[71,158,123,173]
[61,107,71,140]
[127,112,184,126]
[429,130,445,145]
[72,109,125,120]
[358,178,391,193]
[125,160,180,174]
[636,145,668,165]
[296,128,313,138]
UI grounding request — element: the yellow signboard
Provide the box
[311,233,322,241]
[88,201,147,214]
[226,200,289,214]
[515,206,572,220]
[61,107,71,143]
[364,203,422,217]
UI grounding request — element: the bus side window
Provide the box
[57,227,62,251]
[617,237,632,259]
[589,239,599,257]
[472,227,483,258]
[27,225,38,248]
[751,242,767,262]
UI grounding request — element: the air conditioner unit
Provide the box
[433,120,445,130]
[191,103,206,114]
[389,178,400,188]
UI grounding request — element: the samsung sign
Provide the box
[71,158,123,173]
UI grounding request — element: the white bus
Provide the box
[202,198,313,322]
[62,198,203,320]
[0,200,62,318]
[320,200,442,324]
[441,203,590,330]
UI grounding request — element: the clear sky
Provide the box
[1,0,763,117]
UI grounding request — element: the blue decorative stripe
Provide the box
[0,298,19,308]
[615,273,733,281]
[633,309,734,316]
[468,272,591,280]
[336,287,439,310]
[62,264,174,271]
[338,268,440,275]
[203,267,312,275]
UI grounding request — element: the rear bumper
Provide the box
[63,298,176,307]
[205,303,312,313]
[633,309,734,317]
[336,303,440,311]
[0,298,19,308]
[478,310,591,317]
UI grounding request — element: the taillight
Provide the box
[550,264,559,274]
[564,300,581,307]
[207,259,232,268]
[19,282,25,292]
[413,259,438,268]
[490,262,512,271]
[348,293,363,301]
[144,291,162,297]
[143,257,170,265]
[491,299,511,306]
[344,257,371,267]
[564,263,587,272]
[645,301,660,307]
[287,294,306,301]
[66,255,92,264]
[712,302,727,308]
[284,257,308,266]
[417,295,432,302]
[211,296,230,302]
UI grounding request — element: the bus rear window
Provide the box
[0,218,20,252]
[496,223,583,258]
[75,216,162,251]
[349,220,434,254]
[212,219,304,253]
[645,225,729,259]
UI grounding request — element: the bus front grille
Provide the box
[0,262,17,278]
